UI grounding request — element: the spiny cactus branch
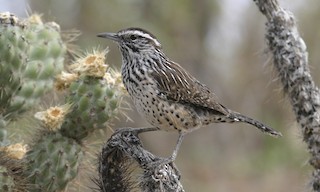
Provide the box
[98,127,184,192]
[253,0,320,190]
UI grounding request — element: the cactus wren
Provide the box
[97,28,282,163]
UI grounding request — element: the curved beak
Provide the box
[97,32,119,42]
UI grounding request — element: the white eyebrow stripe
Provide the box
[133,31,153,39]
[123,30,161,47]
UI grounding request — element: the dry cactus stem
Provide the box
[253,0,320,190]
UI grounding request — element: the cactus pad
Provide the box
[59,50,124,141]
[0,12,66,118]
[25,132,82,192]
[60,74,122,140]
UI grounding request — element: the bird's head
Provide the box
[97,27,162,53]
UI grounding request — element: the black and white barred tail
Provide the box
[228,112,282,137]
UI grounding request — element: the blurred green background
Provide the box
[2,0,320,191]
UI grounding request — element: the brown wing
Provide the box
[150,60,229,116]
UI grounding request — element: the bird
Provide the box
[97,27,282,164]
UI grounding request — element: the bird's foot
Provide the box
[149,156,181,180]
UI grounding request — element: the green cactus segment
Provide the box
[60,76,121,141]
[26,132,82,192]
[0,118,8,146]
[0,153,26,192]
[0,13,66,118]
[0,166,14,192]
[0,129,8,147]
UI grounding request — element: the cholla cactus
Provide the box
[25,131,83,192]
[23,49,125,191]
[59,49,125,141]
[0,12,66,119]
[0,12,126,192]
[0,143,28,191]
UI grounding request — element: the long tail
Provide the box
[228,112,282,138]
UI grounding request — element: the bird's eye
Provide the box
[130,35,137,40]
